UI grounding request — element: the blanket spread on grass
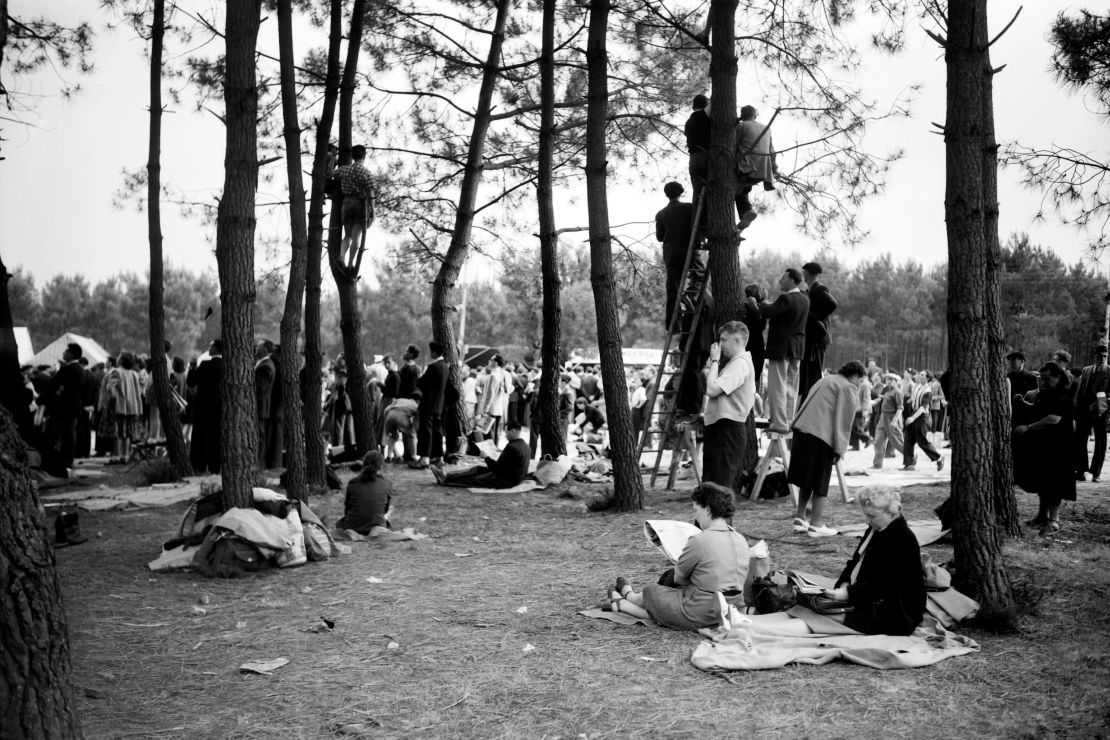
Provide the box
[690,607,978,671]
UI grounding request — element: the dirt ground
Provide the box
[51,461,1110,739]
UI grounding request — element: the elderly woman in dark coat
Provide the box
[1012,361,1075,536]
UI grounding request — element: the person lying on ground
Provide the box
[607,482,749,630]
[335,450,392,535]
[430,422,531,489]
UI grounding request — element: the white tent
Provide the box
[14,327,34,365]
[30,332,110,366]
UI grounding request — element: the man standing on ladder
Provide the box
[755,268,809,434]
[684,94,711,208]
[656,181,699,326]
[703,322,756,494]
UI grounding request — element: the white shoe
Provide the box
[807,524,838,538]
[792,517,809,533]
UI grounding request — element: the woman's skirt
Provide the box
[787,430,835,497]
[642,583,720,631]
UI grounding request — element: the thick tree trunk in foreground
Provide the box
[147,0,191,478]
[585,0,642,511]
[0,408,81,738]
[536,0,565,458]
[429,0,512,438]
[216,0,262,509]
[276,0,308,500]
[705,0,744,321]
[327,0,373,457]
[943,0,1015,623]
[302,0,343,490]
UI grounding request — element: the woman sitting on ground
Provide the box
[336,450,392,535]
[821,489,926,635]
[1011,360,1075,536]
[608,482,749,631]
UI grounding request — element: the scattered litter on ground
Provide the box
[239,657,290,675]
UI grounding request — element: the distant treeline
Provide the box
[11,234,1106,370]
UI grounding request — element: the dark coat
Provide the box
[1074,363,1110,418]
[1007,369,1038,399]
[336,474,392,534]
[47,361,86,419]
[760,291,809,361]
[486,437,531,487]
[417,358,448,416]
[835,515,926,636]
[804,280,837,350]
[684,109,711,153]
[255,356,276,420]
[1013,386,1076,500]
[655,200,696,265]
[398,363,420,400]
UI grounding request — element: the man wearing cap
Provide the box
[1074,344,1110,482]
[754,268,810,434]
[1006,351,1038,398]
[656,181,699,326]
[799,262,837,403]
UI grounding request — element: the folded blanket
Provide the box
[690,610,978,671]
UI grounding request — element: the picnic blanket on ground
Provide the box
[43,481,204,511]
[690,609,979,671]
[467,454,574,493]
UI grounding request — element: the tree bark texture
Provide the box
[429,0,512,439]
[327,0,373,457]
[943,0,1015,620]
[216,0,262,509]
[536,0,565,458]
[276,0,308,500]
[0,255,33,437]
[0,408,81,738]
[302,0,343,490]
[705,0,744,323]
[147,0,191,478]
[586,0,643,511]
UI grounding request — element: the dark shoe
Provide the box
[738,210,757,230]
[430,465,446,485]
[901,465,916,472]
[936,458,945,472]
[615,575,631,597]
[408,460,429,470]
[430,457,443,466]
[1094,476,1102,483]
[1026,515,1048,527]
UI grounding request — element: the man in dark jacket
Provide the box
[43,342,86,476]
[655,181,699,326]
[799,261,837,402]
[431,422,531,489]
[684,94,711,206]
[411,341,448,469]
[1006,351,1038,398]
[755,268,810,434]
[1075,343,1110,482]
[254,340,276,466]
[187,339,224,474]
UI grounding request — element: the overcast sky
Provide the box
[1,0,1106,287]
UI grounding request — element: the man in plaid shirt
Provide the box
[336,144,375,265]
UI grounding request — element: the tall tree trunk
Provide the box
[216,0,262,509]
[705,0,743,321]
[302,0,343,490]
[147,0,191,478]
[536,0,564,458]
[327,0,373,458]
[0,408,81,738]
[275,0,308,500]
[429,0,512,438]
[585,0,643,511]
[0,256,32,438]
[943,0,1015,624]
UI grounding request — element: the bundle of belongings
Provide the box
[148,487,346,575]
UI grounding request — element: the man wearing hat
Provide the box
[1006,351,1038,398]
[1075,343,1110,482]
[799,261,838,403]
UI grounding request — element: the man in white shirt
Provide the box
[703,321,756,491]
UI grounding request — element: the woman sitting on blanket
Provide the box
[820,489,926,635]
[608,482,749,630]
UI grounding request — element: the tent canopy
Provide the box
[30,332,110,367]
[14,327,34,365]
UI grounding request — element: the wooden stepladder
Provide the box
[750,432,853,504]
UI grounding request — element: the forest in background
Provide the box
[13,233,1107,371]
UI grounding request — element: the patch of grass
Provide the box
[135,458,182,487]
[55,471,1110,738]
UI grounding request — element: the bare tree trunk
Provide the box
[275,0,307,500]
[216,0,262,509]
[327,0,373,458]
[147,0,191,478]
[705,0,744,321]
[302,0,343,490]
[0,408,81,738]
[586,0,642,511]
[943,0,1015,625]
[536,0,564,458]
[0,256,32,437]
[429,0,512,437]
